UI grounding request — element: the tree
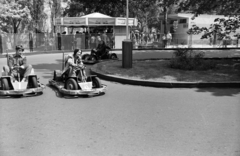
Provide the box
[64,0,126,17]
[27,0,48,33]
[157,0,183,34]
[0,0,31,34]
[129,0,160,32]
[179,0,240,16]
[183,0,240,45]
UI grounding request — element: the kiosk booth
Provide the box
[54,12,138,49]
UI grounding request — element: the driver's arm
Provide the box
[67,57,77,67]
[18,56,27,69]
[8,55,15,70]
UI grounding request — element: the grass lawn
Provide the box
[92,59,240,83]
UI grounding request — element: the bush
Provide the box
[169,49,216,70]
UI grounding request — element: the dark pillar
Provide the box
[122,39,132,68]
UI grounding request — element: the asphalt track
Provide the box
[0,53,240,156]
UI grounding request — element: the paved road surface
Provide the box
[0,54,240,156]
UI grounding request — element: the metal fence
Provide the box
[0,32,239,54]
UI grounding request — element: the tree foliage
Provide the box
[0,0,31,33]
[179,0,240,16]
[129,0,160,32]
[187,16,240,41]
[64,0,126,17]
[184,0,240,40]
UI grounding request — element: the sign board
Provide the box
[88,18,115,25]
[115,18,136,26]
[63,17,86,25]
[54,17,138,26]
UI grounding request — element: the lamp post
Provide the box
[122,0,132,68]
[126,0,129,39]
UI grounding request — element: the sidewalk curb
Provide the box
[90,67,240,88]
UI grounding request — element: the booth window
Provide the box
[179,19,187,24]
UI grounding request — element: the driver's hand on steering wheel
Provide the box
[13,65,23,69]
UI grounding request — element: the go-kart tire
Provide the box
[89,55,97,62]
[1,78,10,90]
[83,54,90,61]
[92,77,101,88]
[53,70,57,80]
[29,76,38,88]
[110,53,118,59]
[65,78,78,90]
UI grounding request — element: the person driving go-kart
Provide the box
[63,49,87,81]
[90,36,110,59]
[2,45,33,82]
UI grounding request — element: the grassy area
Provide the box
[92,59,240,82]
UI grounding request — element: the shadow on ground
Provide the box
[195,88,240,97]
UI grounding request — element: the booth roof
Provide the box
[81,12,112,18]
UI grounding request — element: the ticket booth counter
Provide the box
[54,13,137,49]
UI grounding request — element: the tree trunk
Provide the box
[163,6,168,35]
[213,32,217,46]
[13,20,19,47]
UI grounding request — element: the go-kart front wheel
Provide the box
[110,53,118,59]
[29,76,38,88]
[1,78,10,90]
[89,55,97,62]
[92,77,102,88]
[82,54,90,61]
[65,78,78,90]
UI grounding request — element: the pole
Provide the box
[126,0,129,39]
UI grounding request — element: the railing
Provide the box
[0,32,239,54]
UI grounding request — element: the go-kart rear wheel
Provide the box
[1,78,10,90]
[92,77,101,88]
[29,76,38,88]
[65,78,78,90]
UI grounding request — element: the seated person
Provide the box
[91,37,110,58]
[63,49,87,81]
[3,45,32,82]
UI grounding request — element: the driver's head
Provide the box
[73,49,82,59]
[15,45,24,55]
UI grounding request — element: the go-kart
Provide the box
[82,47,118,64]
[0,56,45,97]
[48,52,106,97]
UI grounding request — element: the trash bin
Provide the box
[122,40,132,68]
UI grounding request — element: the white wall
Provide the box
[114,26,129,49]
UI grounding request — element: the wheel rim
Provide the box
[111,55,117,59]
[91,56,96,61]
[68,83,74,90]
[85,55,90,61]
